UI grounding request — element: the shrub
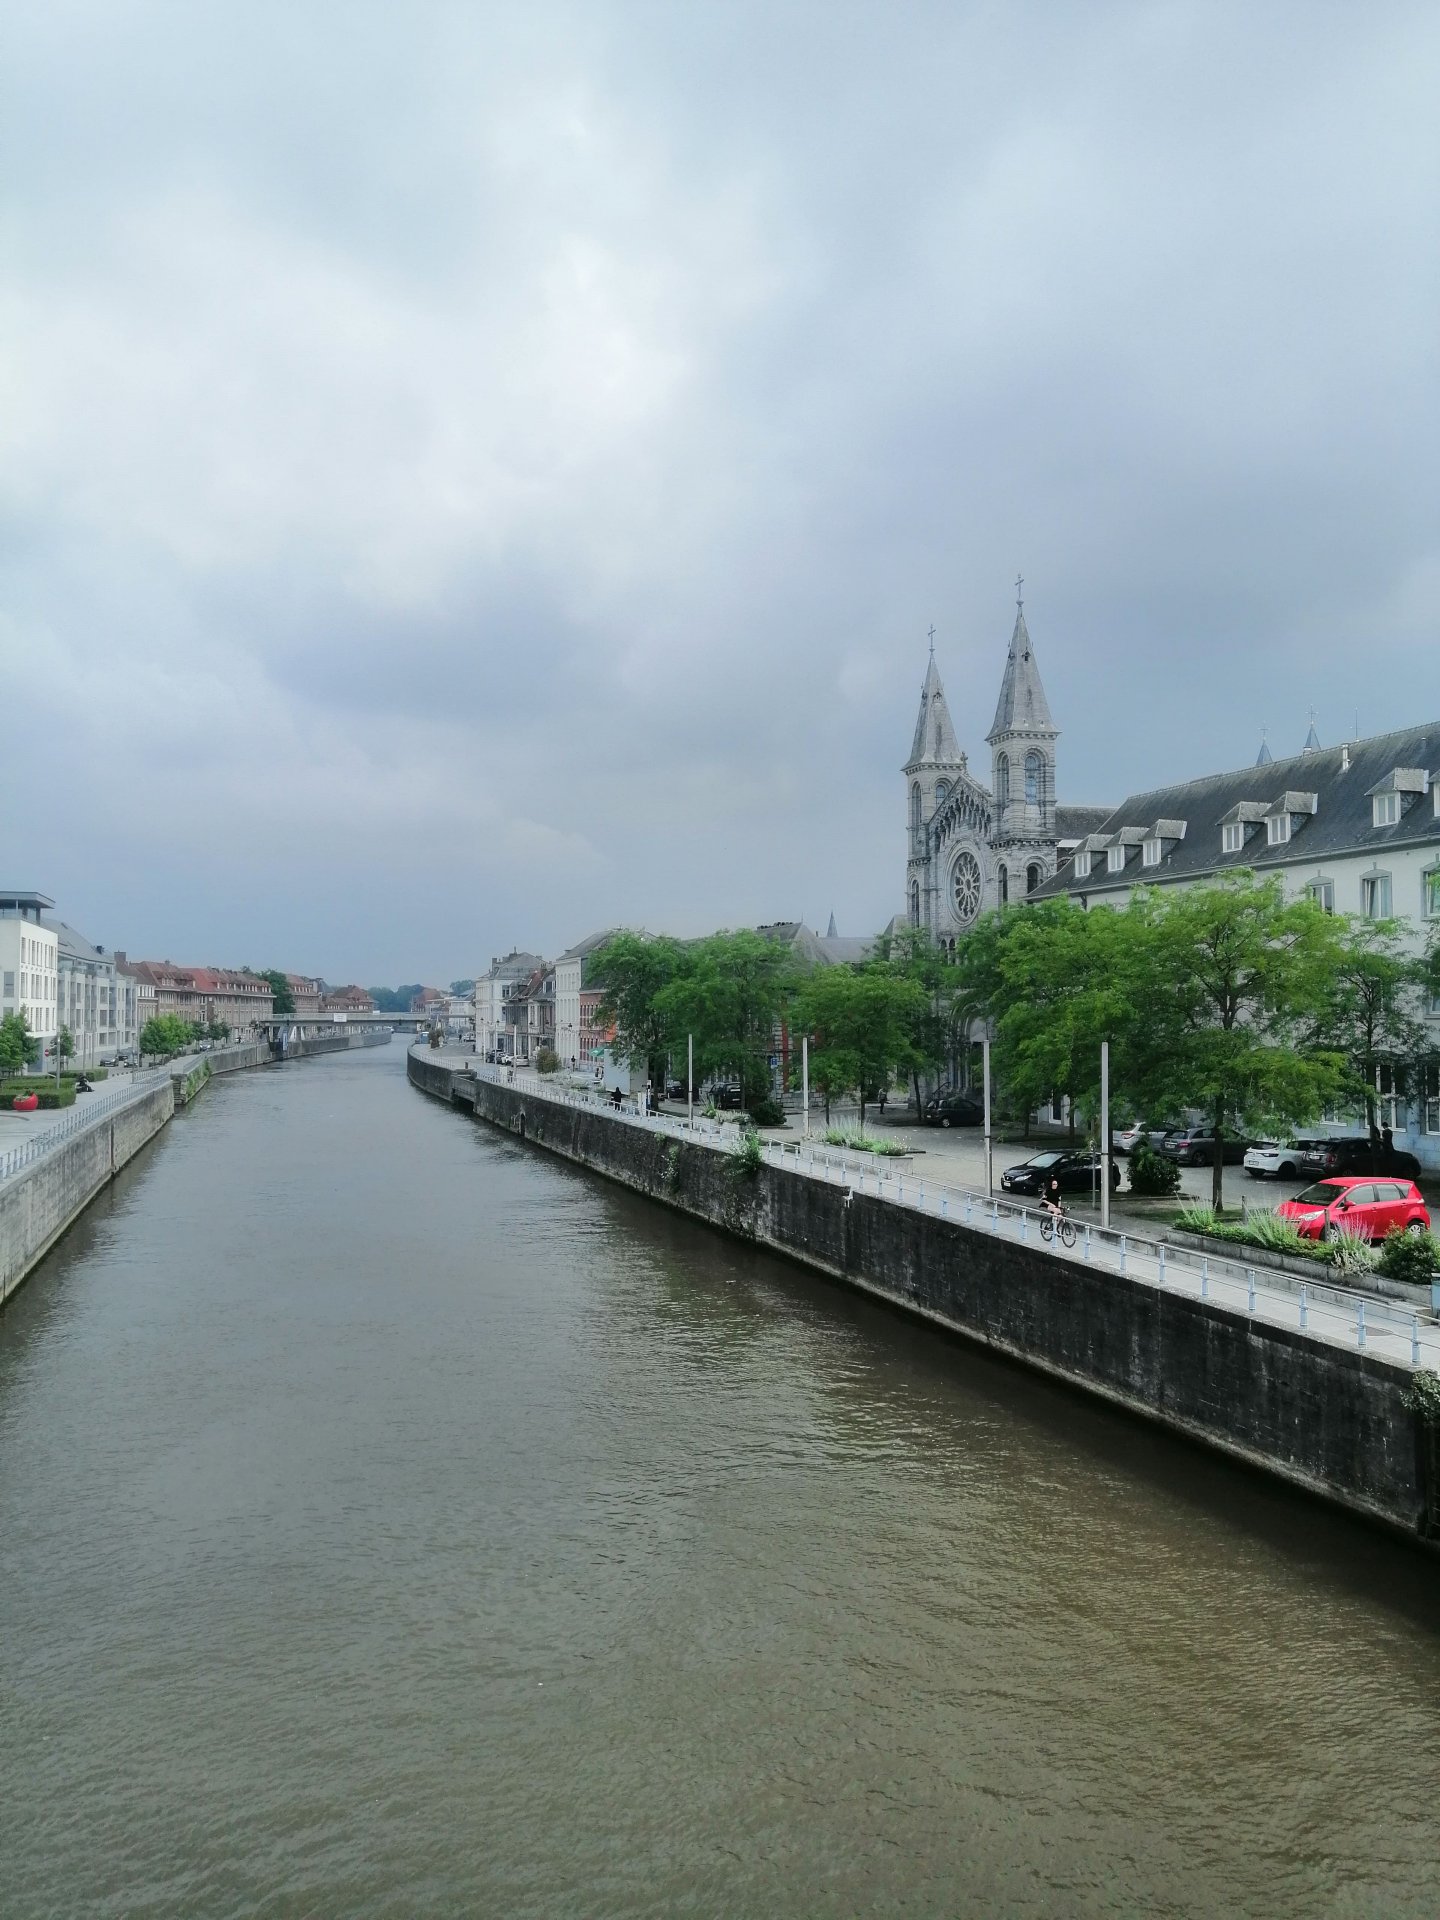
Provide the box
[749,1093,785,1128]
[2,1081,77,1109]
[1376,1227,1440,1285]
[1327,1219,1378,1275]
[1175,1205,1217,1233]
[1130,1139,1181,1197]
[535,1047,560,1074]
[728,1129,764,1180]
[823,1127,909,1156]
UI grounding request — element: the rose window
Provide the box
[950,850,982,925]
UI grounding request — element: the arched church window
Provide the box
[998,865,1009,907]
[1024,751,1043,808]
[909,881,920,927]
[934,780,951,808]
[910,783,922,832]
[995,754,1009,806]
[1027,863,1042,895]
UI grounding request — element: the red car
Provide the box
[1277,1177,1431,1243]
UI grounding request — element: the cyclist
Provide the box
[1042,1169,1065,1226]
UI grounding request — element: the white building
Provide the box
[0,890,60,1062]
[474,950,544,1059]
[42,916,135,1067]
[554,931,618,1070]
[1039,720,1440,1165]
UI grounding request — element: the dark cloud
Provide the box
[2,1,1436,978]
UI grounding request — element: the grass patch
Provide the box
[822,1127,909,1157]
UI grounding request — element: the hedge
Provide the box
[2,1081,77,1109]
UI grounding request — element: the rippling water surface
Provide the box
[3,1044,1440,1917]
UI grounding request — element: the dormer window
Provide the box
[1266,814,1291,846]
[1073,851,1091,879]
[1374,791,1401,828]
[1106,845,1126,874]
[1222,822,1244,853]
[1142,838,1161,868]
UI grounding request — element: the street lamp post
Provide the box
[982,1034,993,1195]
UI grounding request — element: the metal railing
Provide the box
[0,1074,170,1184]
[455,1056,1434,1371]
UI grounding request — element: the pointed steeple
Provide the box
[987,587,1055,742]
[826,911,838,939]
[906,650,962,769]
[1256,727,1273,767]
[1303,710,1321,754]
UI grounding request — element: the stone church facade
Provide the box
[904,596,1108,948]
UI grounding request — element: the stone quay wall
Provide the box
[409,1050,1438,1545]
[1,1029,392,1308]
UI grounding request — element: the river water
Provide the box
[3,1043,1439,1918]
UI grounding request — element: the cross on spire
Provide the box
[927,624,936,658]
[1015,573,1024,608]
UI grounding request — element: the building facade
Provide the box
[904,597,1108,950]
[1037,721,1440,1166]
[43,917,132,1067]
[320,985,376,1018]
[475,951,545,1059]
[554,931,619,1069]
[0,891,59,1061]
[117,959,275,1033]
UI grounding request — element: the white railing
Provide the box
[455,1057,1436,1371]
[0,1075,169,1185]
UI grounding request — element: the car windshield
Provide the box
[1293,1182,1344,1207]
[1028,1152,1065,1168]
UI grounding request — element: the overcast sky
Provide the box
[3,2,1436,984]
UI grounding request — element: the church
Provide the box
[903,589,1109,948]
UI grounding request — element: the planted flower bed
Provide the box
[1173,1207,1440,1282]
[821,1127,912,1158]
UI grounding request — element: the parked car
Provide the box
[1243,1139,1324,1180]
[1000,1149,1120,1197]
[1158,1126,1249,1167]
[1114,1120,1183,1153]
[924,1090,984,1128]
[1276,1177,1431,1243]
[712,1084,744,1110]
[1296,1136,1423,1180]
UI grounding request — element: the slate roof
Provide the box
[987,605,1055,740]
[557,929,620,963]
[1036,722,1440,900]
[1054,805,1113,841]
[40,916,107,965]
[906,655,962,768]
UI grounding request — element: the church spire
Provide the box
[987,584,1055,741]
[905,638,962,769]
[1255,727,1273,767]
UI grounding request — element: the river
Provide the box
[2,1042,1439,1917]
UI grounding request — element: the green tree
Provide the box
[0,1009,36,1076]
[140,1014,192,1058]
[792,964,928,1128]
[653,930,799,1115]
[450,979,476,995]
[58,1024,75,1063]
[589,932,691,1084]
[870,925,957,1107]
[1134,874,1350,1209]
[1309,917,1431,1144]
[261,970,295,1016]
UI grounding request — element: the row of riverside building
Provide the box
[0,888,375,1069]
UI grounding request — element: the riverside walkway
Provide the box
[0,1069,177,1184]
[456,1055,1440,1375]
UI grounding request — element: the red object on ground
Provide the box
[11,1092,39,1112]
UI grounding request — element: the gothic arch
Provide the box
[1024,750,1043,807]
[995,753,1010,806]
[1027,861,1043,895]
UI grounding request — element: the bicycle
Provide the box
[1039,1208,1076,1249]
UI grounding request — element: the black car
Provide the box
[1298,1136,1423,1180]
[924,1090,984,1128]
[1000,1149,1120,1197]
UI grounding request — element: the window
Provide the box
[1107,845,1127,873]
[1373,791,1401,827]
[995,754,1009,807]
[1266,814,1291,845]
[1423,1063,1440,1136]
[910,783,922,833]
[1361,873,1393,919]
[1024,751,1043,808]
[2,970,11,997]
[1376,1064,1401,1131]
[1142,838,1161,868]
[1308,879,1334,913]
[1026,863,1042,894]
[934,780,951,808]
[909,882,920,928]
[1222,822,1244,853]
[1424,868,1440,919]
[997,865,1009,907]
[1073,851,1091,879]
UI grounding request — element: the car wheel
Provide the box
[1278,1163,1296,1179]
[1406,1220,1428,1236]
[940,1116,952,1129]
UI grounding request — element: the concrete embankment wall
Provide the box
[409,1051,1437,1544]
[1,1029,392,1308]
[1,1082,174,1307]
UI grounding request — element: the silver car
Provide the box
[1243,1139,1319,1180]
